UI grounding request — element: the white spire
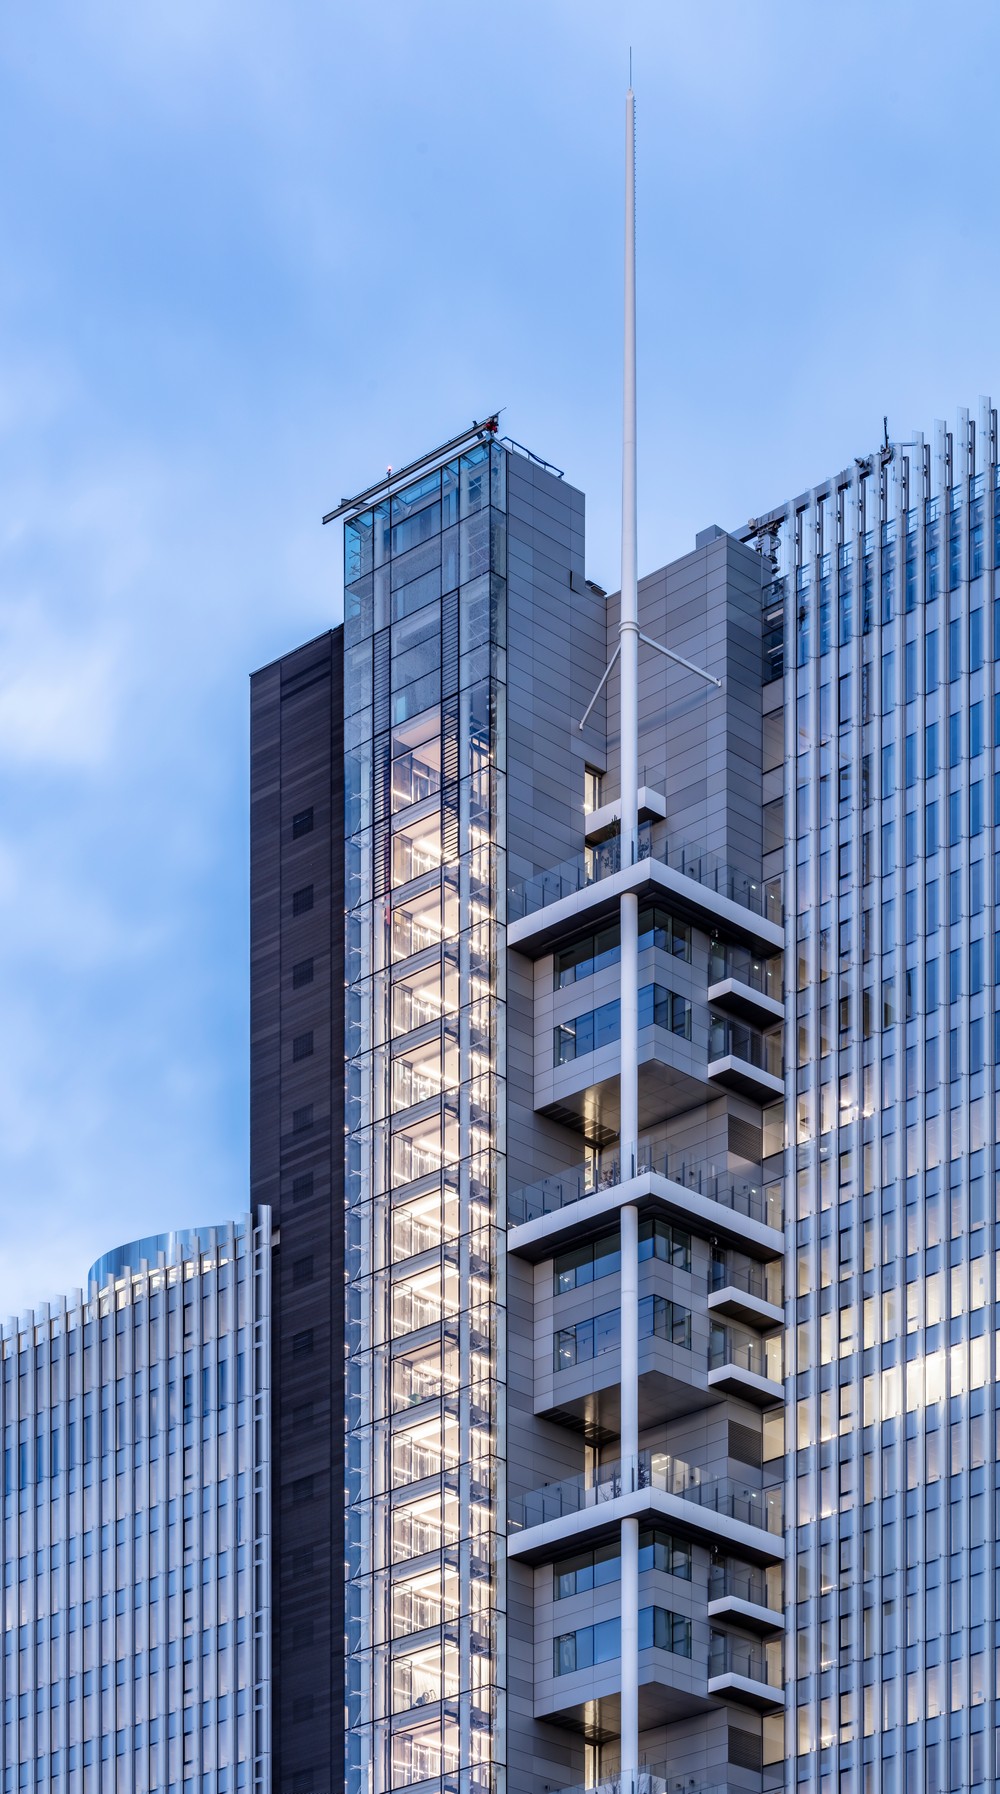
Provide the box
[620,84,639,854]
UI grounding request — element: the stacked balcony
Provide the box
[505,827,786,1783]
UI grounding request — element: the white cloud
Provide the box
[0,603,122,768]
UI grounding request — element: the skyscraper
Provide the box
[0,1217,271,1793]
[8,388,1000,1794]
[748,400,1000,1794]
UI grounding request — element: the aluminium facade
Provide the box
[742,401,1000,1794]
[0,1217,271,1794]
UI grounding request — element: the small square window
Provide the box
[292,886,314,916]
[291,1330,313,1358]
[292,1256,313,1287]
[291,1173,313,1203]
[292,807,314,839]
[292,958,314,989]
[291,1104,313,1133]
[292,1031,314,1062]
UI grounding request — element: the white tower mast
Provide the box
[575,81,719,1789]
[618,79,641,1794]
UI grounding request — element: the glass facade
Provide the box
[761,409,1000,1792]
[342,441,507,1794]
[0,1216,271,1794]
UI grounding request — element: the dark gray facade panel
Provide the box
[250,629,346,1794]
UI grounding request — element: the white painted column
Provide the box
[618,83,640,1794]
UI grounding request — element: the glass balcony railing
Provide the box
[508,1447,783,1536]
[709,1324,783,1384]
[508,826,783,926]
[709,1253,783,1307]
[708,1632,782,1688]
[507,1144,782,1231]
[554,1769,740,1794]
[708,942,783,1000]
[707,1017,782,1078]
[708,1563,779,1611]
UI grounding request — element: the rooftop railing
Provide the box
[508,1144,782,1232]
[508,827,783,926]
[508,1447,783,1536]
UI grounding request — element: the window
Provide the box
[552,1530,691,1600]
[554,908,690,989]
[292,958,314,989]
[292,886,314,916]
[292,807,314,839]
[291,1331,314,1359]
[637,983,692,1038]
[292,1257,314,1288]
[292,1031,314,1062]
[553,1607,691,1676]
[554,999,620,1064]
[292,1104,313,1132]
[554,1541,620,1599]
[555,926,620,988]
[583,767,603,815]
[639,907,692,961]
[638,1218,691,1271]
[291,1173,313,1203]
[554,1233,620,1294]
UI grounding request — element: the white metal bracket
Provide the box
[578,631,720,731]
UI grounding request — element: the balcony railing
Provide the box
[508,1144,782,1231]
[707,1017,782,1077]
[508,1448,783,1536]
[554,1768,740,1794]
[709,1253,783,1306]
[708,942,782,999]
[508,827,783,925]
[708,1563,778,1610]
[708,1632,782,1687]
[709,1324,783,1383]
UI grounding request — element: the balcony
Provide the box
[507,1449,784,1566]
[507,830,783,959]
[707,1565,784,1635]
[707,942,784,1028]
[707,1634,784,1711]
[708,1252,784,1329]
[706,1018,783,1103]
[707,1325,783,1407]
[507,1147,784,1262]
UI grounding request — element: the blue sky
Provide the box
[2,0,1000,1316]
